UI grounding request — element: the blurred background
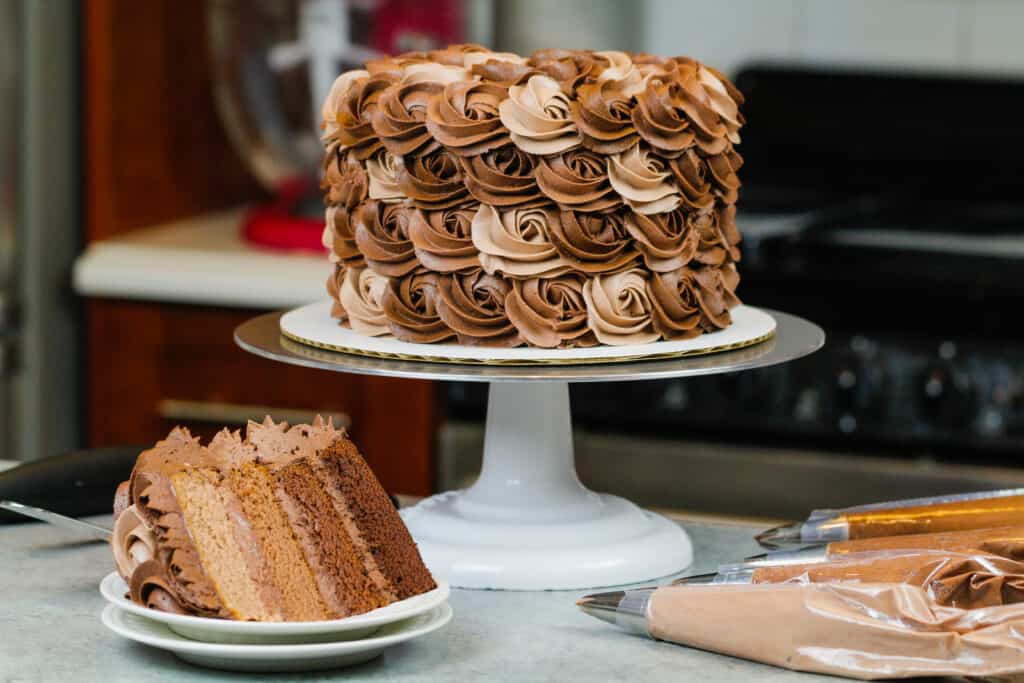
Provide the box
[3,0,1024,519]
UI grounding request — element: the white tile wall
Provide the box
[642,0,800,75]
[641,0,1024,78]
[796,0,965,69]
[965,0,1024,73]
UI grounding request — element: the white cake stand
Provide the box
[235,304,823,591]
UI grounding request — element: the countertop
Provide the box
[72,208,329,309]
[0,514,838,682]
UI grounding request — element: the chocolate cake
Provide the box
[111,418,436,621]
[320,45,744,348]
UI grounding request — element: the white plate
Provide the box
[101,602,452,673]
[100,572,450,644]
[280,300,776,365]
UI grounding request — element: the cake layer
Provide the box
[171,467,279,621]
[276,458,389,616]
[227,462,330,621]
[319,439,437,599]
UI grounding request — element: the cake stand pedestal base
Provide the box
[400,381,691,590]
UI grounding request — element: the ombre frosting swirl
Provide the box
[112,504,158,582]
[321,45,745,347]
[472,204,569,278]
[499,74,580,155]
[407,206,479,272]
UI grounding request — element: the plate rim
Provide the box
[100,602,453,656]
[280,300,776,366]
[99,572,450,634]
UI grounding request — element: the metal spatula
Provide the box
[0,500,112,540]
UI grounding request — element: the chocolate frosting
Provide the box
[353,200,421,277]
[326,72,397,160]
[323,204,365,268]
[381,272,456,343]
[339,266,390,336]
[370,80,443,157]
[582,268,660,345]
[471,59,540,87]
[461,144,545,207]
[693,204,741,266]
[365,150,404,203]
[428,43,492,66]
[112,504,157,582]
[593,51,646,97]
[322,149,368,210]
[505,273,598,348]
[320,46,747,348]
[607,143,682,214]
[667,148,714,211]
[632,75,697,157]
[669,59,744,155]
[548,209,640,274]
[499,74,580,155]
[394,147,470,209]
[471,204,570,278]
[435,270,523,347]
[407,206,480,273]
[624,208,699,272]
[571,79,640,154]
[691,264,741,331]
[648,268,704,340]
[535,148,621,212]
[321,70,368,147]
[326,263,348,321]
[426,81,509,156]
[528,49,607,94]
[129,559,190,616]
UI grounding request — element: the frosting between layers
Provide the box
[320,45,745,347]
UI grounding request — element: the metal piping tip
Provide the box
[755,522,803,549]
[577,589,652,635]
[670,571,719,585]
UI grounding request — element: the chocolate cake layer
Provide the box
[276,458,389,617]
[319,439,437,599]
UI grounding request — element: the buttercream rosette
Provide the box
[435,270,522,347]
[472,204,570,278]
[339,266,390,336]
[353,200,421,277]
[462,144,545,207]
[381,272,455,343]
[320,45,746,347]
[407,206,480,273]
[505,273,597,348]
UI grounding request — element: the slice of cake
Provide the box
[111,417,436,621]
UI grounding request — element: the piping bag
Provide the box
[578,581,1024,680]
[677,549,1024,608]
[757,488,1024,548]
[741,524,1024,568]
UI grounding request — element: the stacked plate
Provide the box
[99,573,452,672]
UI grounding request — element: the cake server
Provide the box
[0,500,112,540]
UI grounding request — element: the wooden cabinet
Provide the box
[82,1,438,495]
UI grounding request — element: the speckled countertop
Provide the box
[1,515,837,682]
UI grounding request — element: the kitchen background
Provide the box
[3,0,1023,519]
